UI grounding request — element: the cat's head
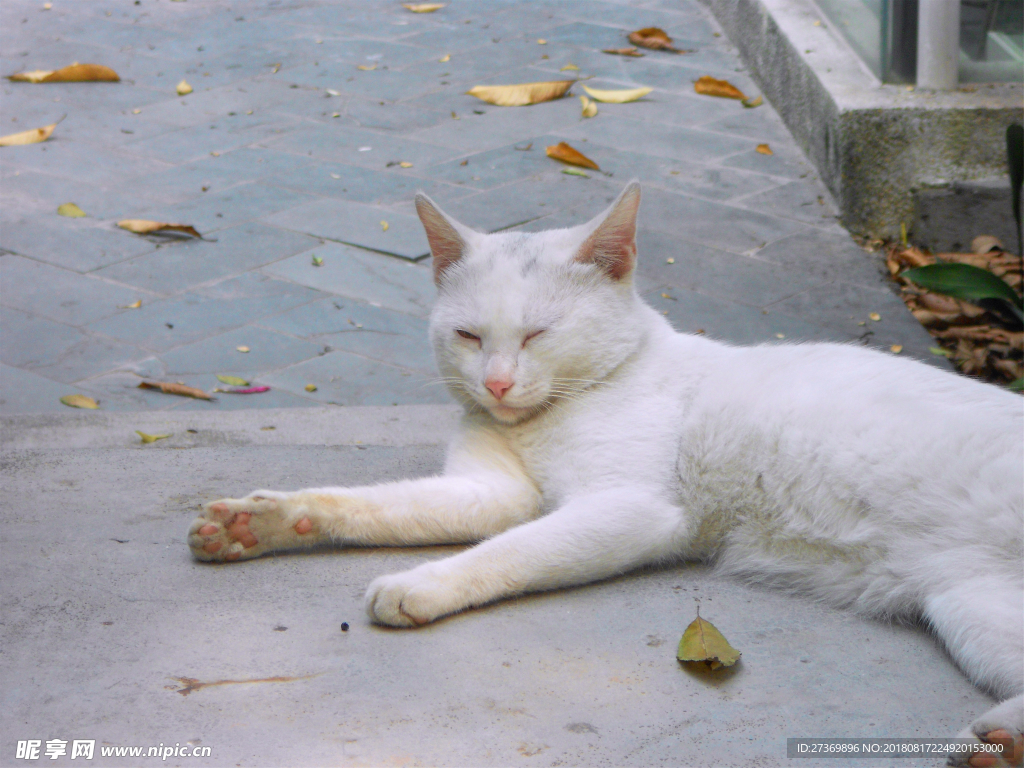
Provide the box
[416,181,647,424]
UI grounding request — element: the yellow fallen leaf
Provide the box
[677,612,741,670]
[119,299,142,309]
[117,219,201,238]
[890,344,903,353]
[60,394,99,409]
[580,95,597,118]
[138,381,212,400]
[869,312,881,321]
[755,143,772,155]
[694,75,746,100]
[236,346,250,353]
[312,255,323,266]
[582,84,652,103]
[402,2,445,11]
[304,384,317,392]
[466,80,573,107]
[742,95,763,108]
[602,47,644,57]
[628,27,684,53]
[356,64,376,71]
[439,53,450,63]
[381,220,389,231]
[562,168,589,177]
[399,161,413,168]
[0,120,59,146]
[57,202,86,218]
[136,430,171,444]
[132,108,141,114]
[8,63,120,83]
[537,39,547,44]
[666,258,675,264]
[176,79,192,95]
[546,141,600,170]
[560,64,579,71]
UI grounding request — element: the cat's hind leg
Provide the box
[923,577,1024,767]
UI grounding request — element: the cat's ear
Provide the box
[415,193,474,284]
[574,181,641,281]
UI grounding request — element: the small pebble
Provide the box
[340,622,349,632]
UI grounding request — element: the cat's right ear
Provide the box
[415,193,473,285]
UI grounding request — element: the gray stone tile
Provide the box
[423,137,561,191]
[160,325,325,376]
[638,186,807,255]
[635,229,830,308]
[0,255,152,327]
[85,272,326,353]
[58,371,185,412]
[641,286,854,345]
[722,145,812,181]
[263,200,430,261]
[122,115,301,164]
[128,183,317,236]
[28,333,153,386]
[0,170,168,222]
[0,306,84,370]
[0,217,157,273]
[93,222,320,295]
[752,228,889,288]
[259,298,436,374]
[0,363,82,414]
[556,115,754,162]
[739,179,844,230]
[125,80,301,128]
[260,351,452,407]
[1,138,172,187]
[261,124,461,171]
[262,242,436,318]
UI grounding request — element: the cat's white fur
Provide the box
[190,182,1023,764]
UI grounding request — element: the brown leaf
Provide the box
[627,27,684,53]
[117,219,202,238]
[742,95,763,108]
[60,394,99,409]
[8,63,120,83]
[677,612,741,670]
[138,381,212,400]
[0,120,59,146]
[694,75,746,100]
[755,143,773,155]
[971,235,1004,254]
[602,47,645,57]
[546,141,600,170]
[466,80,573,107]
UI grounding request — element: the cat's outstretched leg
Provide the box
[365,487,682,627]
[924,578,1024,767]
[188,428,542,562]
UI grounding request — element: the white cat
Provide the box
[189,182,1023,765]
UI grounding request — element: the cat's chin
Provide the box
[486,402,540,424]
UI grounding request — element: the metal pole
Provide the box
[917,0,960,89]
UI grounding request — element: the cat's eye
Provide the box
[523,329,545,346]
[456,329,480,341]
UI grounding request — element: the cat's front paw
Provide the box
[949,696,1023,767]
[364,564,459,628]
[188,491,315,562]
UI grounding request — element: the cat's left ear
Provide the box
[574,180,641,281]
[415,193,476,285]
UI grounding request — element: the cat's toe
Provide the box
[189,498,267,562]
[364,572,445,628]
[949,698,1024,767]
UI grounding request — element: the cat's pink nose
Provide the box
[485,377,513,400]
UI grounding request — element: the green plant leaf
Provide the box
[902,263,1022,310]
[216,374,250,387]
[1009,378,1024,392]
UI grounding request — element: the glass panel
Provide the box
[817,0,887,79]
[960,0,1024,82]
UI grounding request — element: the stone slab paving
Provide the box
[0,0,943,414]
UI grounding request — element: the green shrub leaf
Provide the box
[902,263,1022,310]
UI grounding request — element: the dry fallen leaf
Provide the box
[0,119,59,146]
[581,84,652,103]
[312,255,323,266]
[560,64,579,71]
[381,220,389,232]
[869,312,881,321]
[57,202,86,218]
[136,430,171,444]
[356,64,377,71]
[60,394,99,409]
[890,344,903,354]
[755,143,773,155]
[628,27,684,53]
[8,63,120,83]
[579,95,597,118]
[742,95,763,108]
[537,39,547,45]
[546,141,600,170]
[216,374,250,387]
[466,80,573,107]
[402,2,445,11]
[117,219,202,238]
[677,612,741,670]
[694,75,746,100]
[236,346,250,353]
[138,381,212,400]
[215,386,270,394]
[562,167,589,178]
[439,53,451,63]
[176,79,192,95]
[119,299,142,309]
[399,161,413,168]
[602,47,645,57]
[304,384,318,392]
